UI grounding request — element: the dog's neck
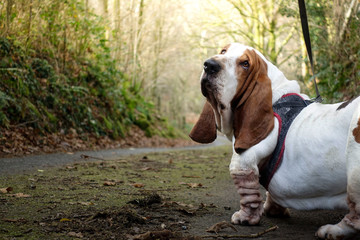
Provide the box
[265,60,304,104]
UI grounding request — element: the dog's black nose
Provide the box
[204,59,221,74]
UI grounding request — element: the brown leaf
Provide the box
[140,167,154,171]
[10,193,31,198]
[79,202,94,206]
[3,218,27,223]
[131,183,145,188]
[188,183,202,188]
[103,181,116,186]
[0,187,13,193]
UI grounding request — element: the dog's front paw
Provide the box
[231,207,262,226]
[315,221,357,240]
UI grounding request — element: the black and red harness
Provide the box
[259,93,313,189]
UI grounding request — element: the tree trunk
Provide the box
[337,0,359,44]
[27,0,33,45]
[6,0,13,35]
[114,0,122,62]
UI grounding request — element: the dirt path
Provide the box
[0,144,348,239]
[0,136,229,176]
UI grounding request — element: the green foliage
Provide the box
[281,0,360,102]
[0,0,175,139]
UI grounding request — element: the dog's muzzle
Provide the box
[201,59,221,98]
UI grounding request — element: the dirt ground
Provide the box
[0,145,350,239]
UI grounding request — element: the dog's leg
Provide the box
[316,114,360,240]
[229,119,278,226]
[264,192,290,218]
[230,169,263,225]
[315,182,360,240]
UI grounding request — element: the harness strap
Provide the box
[298,0,322,103]
[259,93,313,189]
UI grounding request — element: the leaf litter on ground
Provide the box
[0,145,286,240]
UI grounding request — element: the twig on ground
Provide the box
[206,221,237,233]
[202,225,279,239]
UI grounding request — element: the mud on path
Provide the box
[0,145,347,239]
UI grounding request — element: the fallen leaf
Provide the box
[79,202,94,206]
[188,183,203,188]
[10,193,31,198]
[60,218,71,222]
[65,166,77,170]
[3,218,27,223]
[68,231,83,238]
[131,183,145,188]
[0,187,13,193]
[140,167,154,171]
[103,181,116,186]
[179,182,203,188]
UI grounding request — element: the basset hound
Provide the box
[190,43,360,240]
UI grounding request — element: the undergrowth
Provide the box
[0,0,182,140]
[0,38,178,140]
[0,37,175,138]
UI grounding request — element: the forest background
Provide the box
[0,0,359,155]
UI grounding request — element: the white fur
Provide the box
[207,43,360,239]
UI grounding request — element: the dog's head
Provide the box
[190,43,274,153]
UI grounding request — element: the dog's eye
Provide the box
[240,61,249,69]
[220,49,227,54]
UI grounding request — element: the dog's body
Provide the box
[190,43,360,240]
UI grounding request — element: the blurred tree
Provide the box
[195,0,297,66]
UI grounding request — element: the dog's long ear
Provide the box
[189,101,217,143]
[231,50,274,154]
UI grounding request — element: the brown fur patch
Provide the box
[337,97,357,111]
[353,118,360,144]
[231,49,274,153]
[189,101,217,143]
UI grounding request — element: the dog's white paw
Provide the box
[231,209,261,225]
[315,221,357,240]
